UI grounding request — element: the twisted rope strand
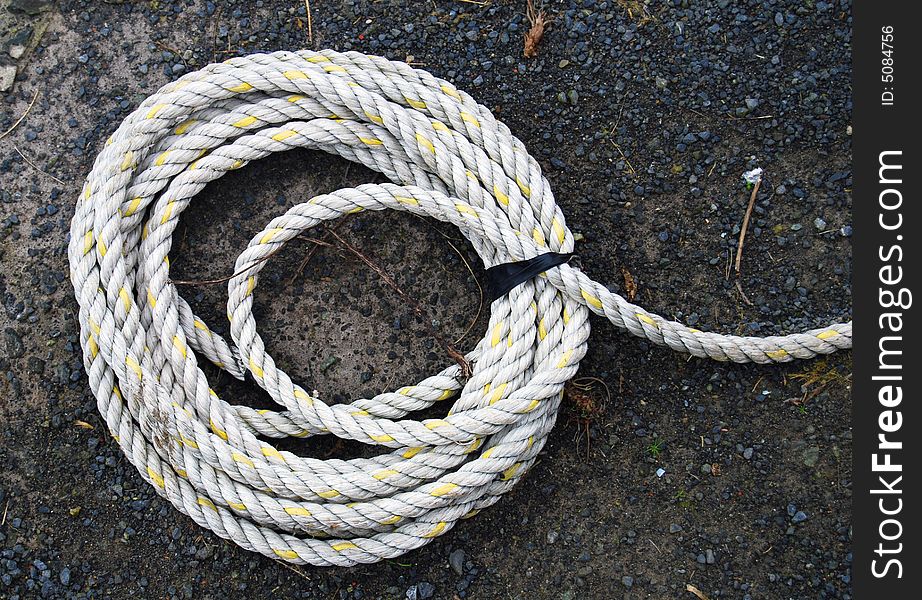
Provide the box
[69,50,851,566]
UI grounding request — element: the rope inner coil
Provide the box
[69,50,852,566]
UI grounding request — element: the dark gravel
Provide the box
[1,0,851,598]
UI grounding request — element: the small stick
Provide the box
[0,90,39,141]
[279,560,311,582]
[686,583,711,600]
[154,41,187,67]
[304,0,314,45]
[210,4,223,63]
[442,234,483,346]
[610,141,636,175]
[170,243,288,286]
[173,234,351,287]
[733,174,761,306]
[326,228,472,377]
[734,175,762,275]
[14,147,66,185]
[286,235,331,285]
[410,215,484,346]
[287,215,352,286]
[735,279,753,306]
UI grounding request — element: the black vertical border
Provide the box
[852,2,918,597]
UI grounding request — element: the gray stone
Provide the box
[9,0,52,15]
[0,65,17,92]
[4,328,25,359]
[802,446,821,468]
[449,549,465,576]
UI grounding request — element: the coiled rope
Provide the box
[69,50,851,566]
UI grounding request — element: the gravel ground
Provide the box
[0,0,852,598]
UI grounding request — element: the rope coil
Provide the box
[69,50,851,566]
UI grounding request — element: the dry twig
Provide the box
[14,146,66,185]
[686,584,711,600]
[169,243,289,286]
[733,174,762,305]
[280,560,311,581]
[169,214,472,376]
[0,89,39,141]
[304,0,314,46]
[410,216,484,346]
[286,215,353,285]
[326,229,472,377]
[734,175,762,276]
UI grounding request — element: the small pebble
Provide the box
[449,549,465,576]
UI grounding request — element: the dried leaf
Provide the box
[621,267,637,301]
[74,420,95,430]
[524,0,548,58]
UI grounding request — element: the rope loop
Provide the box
[69,50,851,566]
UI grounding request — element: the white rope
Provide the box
[68,50,851,566]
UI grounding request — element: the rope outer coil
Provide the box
[69,50,852,566]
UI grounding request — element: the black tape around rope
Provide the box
[484,252,573,300]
